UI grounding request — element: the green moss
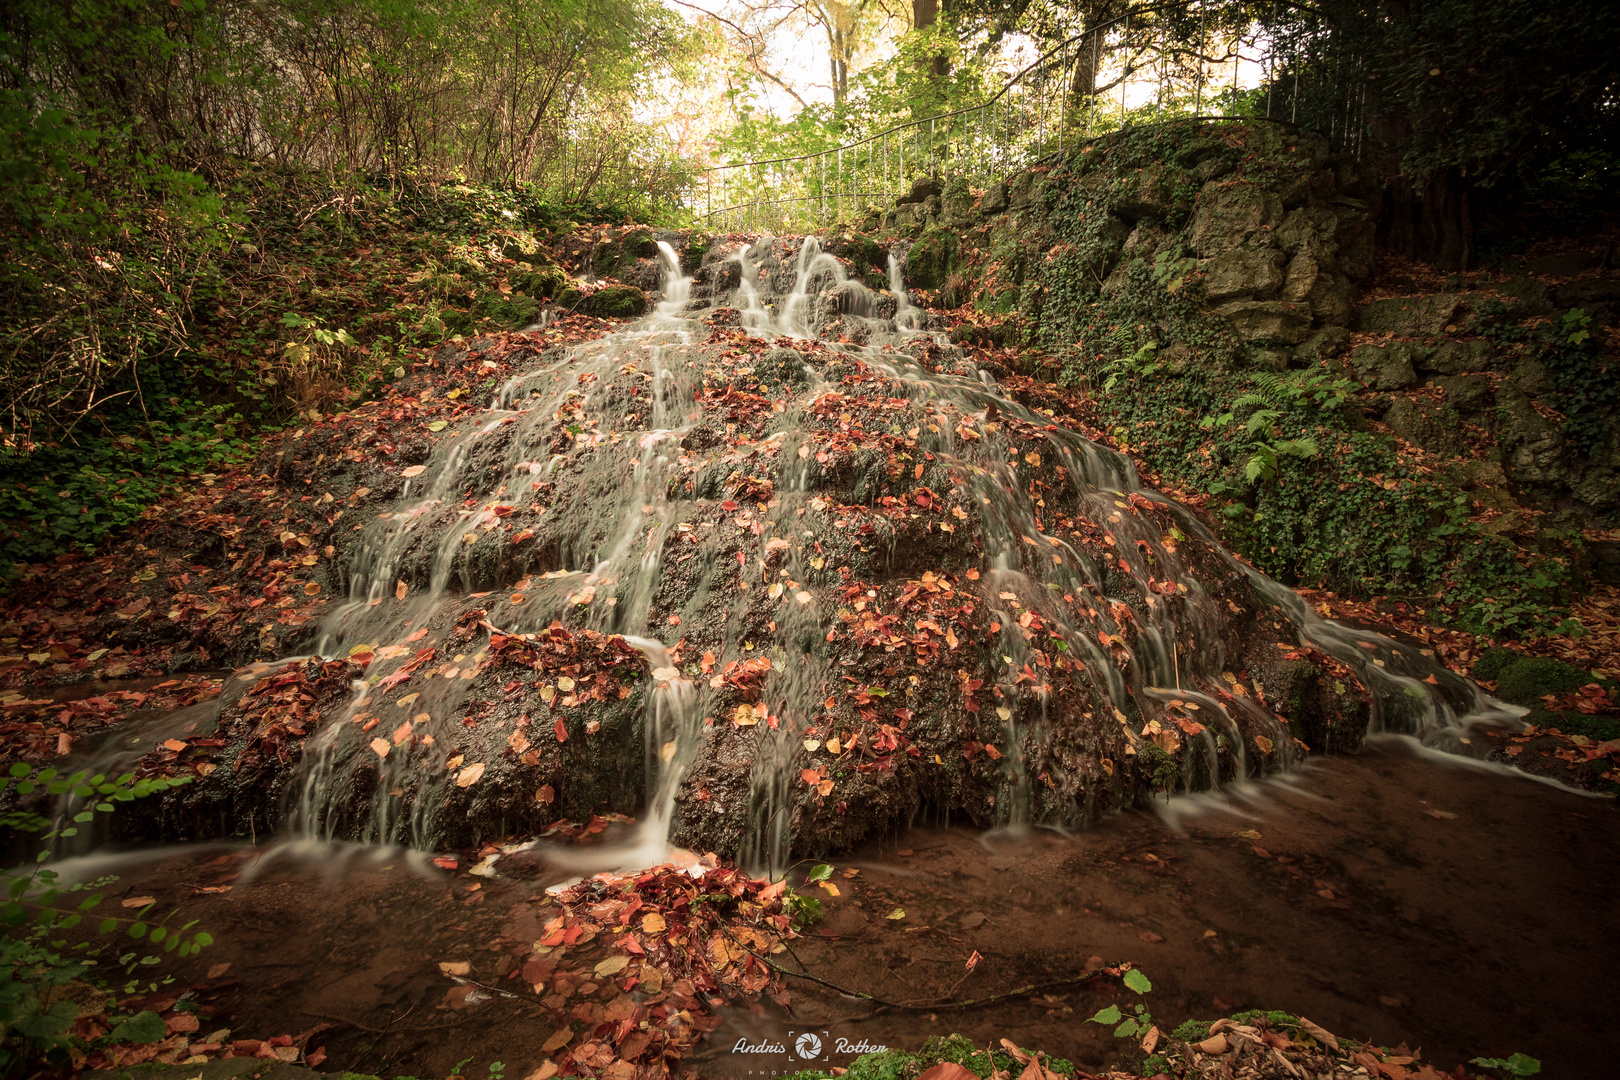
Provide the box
[1493,657,1600,705]
[579,284,648,318]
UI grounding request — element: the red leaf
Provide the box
[554,716,568,743]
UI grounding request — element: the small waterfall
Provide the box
[730,246,775,336]
[889,251,922,332]
[129,231,1516,876]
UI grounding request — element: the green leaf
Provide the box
[193,932,213,947]
[1087,1005,1122,1025]
[1123,968,1152,994]
[129,922,147,939]
[13,998,79,1038]
[1114,1019,1141,1038]
[805,864,833,884]
[9,763,29,777]
[99,918,118,933]
[109,1009,167,1043]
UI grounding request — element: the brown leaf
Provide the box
[641,912,666,933]
[120,897,156,908]
[396,580,409,600]
[1297,1017,1339,1051]
[1197,1034,1229,1055]
[541,1027,573,1053]
[918,1066,980,1080]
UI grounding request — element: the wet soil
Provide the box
[86,741,1617,1080]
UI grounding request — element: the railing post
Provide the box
[1121,10,1130,129]
[1196,0,1207,118]
[1059,40,1067,154]
[1089,22,1100,136]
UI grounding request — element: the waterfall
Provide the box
[177,232,1514,873]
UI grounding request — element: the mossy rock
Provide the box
[579,284,648,318]
[905,227,958,290]
[754,347,809,390]
[1489,656,1597,705]
[512,264,569,300]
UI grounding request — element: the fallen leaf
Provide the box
[370,737,391,759]
[1423,808,1456,820]
[1298,1017,1339,1051]
[161,739,188,752]
[541,1027,573,1053]
[594,955,629,978]
[401,465,427,477]
[886,907,906,920]
[207,962,232,978]
[456,763,486,788]
[121,897,156,908]
[641,912,666,933]
[396,580,409,600]
[1138,930,1164,943]
[960,911,987,928]
[1198,1033,1229,1055]
[918,1065,980,1080]
[439,961,471,976]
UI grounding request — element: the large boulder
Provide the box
[1418,340,1495,375]
[1349,343,1418,390]
[1436,374,1493,412]
[1114,163,1183,222]
[1191,182,1283,255]
[1383,398,1464,456]
[1202,248,1286,303]
[1217,300,1312,344]
[1498,388,1570,486]
[1355,294,1462,336]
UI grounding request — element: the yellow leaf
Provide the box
[594,955,629,978]
[439,961,470,976]
[370,738,391,759]
[641,912,666,933]
[886,908,906,920]
[456,762,486,787]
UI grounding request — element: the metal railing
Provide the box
[691,0,1360,232]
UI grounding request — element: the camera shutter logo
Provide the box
[795,1033,822,1059]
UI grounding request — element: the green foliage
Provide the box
[1103,343,1161,392]
[1470,1054,1542,1078]
[1471,304,1615,457]
[0,766,210,1074]
[1086,966,1155,1044]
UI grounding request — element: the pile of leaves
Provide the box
[488,862,796,1079]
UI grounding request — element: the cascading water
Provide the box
[889,252,922,333]
[105,232,1520,876]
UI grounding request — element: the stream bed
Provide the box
[80,739,1617,1079]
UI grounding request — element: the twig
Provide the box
[719,920,1127,1016]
